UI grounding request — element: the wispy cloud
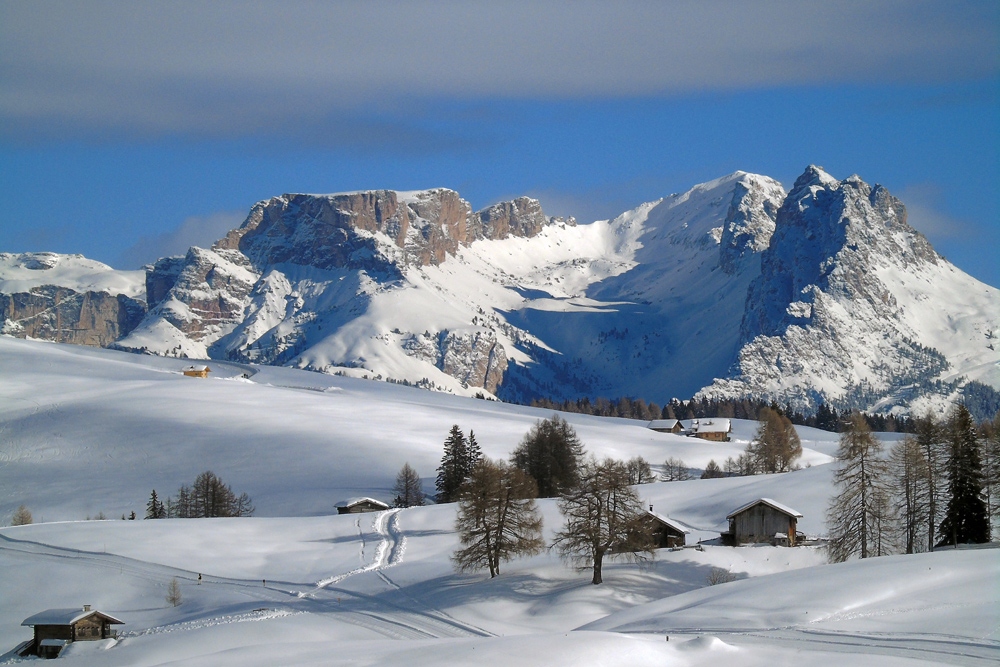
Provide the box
[2,1,996,142]
[897,184,976,241]
[118,210,247,268]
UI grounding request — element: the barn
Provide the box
[336,497,390,514]
[722,498,802,546]
[20,606,123,658]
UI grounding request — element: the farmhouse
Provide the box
[641,508,691,548]
[722,498,802,546]
[182,365,211,378]
[646,419,683,433]
[20,606,123,658]
[336,497,390,514]
[689,418,731,442]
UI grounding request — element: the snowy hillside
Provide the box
[1,336,996,666]
[0,252,145,298]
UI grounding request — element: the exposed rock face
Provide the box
[143,247,259,344]
[402,329,509,394]
[145,256,187,309]
[1,286,145,346]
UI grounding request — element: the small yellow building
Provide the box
[182,365,211,378]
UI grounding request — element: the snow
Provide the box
[0,334,995,666]
[21,608,123,626]
[0,252,145,299]
[726,498,803,519]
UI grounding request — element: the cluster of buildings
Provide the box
[646,418,732,442]
[643,497,804,549]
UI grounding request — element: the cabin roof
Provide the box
[646,419,680,430]
[726,497,803,519]
[335,497,389,509]
[183,364,210,372]
[22,609,124,627]
[646,510,692,534]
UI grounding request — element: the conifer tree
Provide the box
[511,415,585,497]
[436,425,469,503]
[889,435,930,553]
[913,412,946,550]
[938,405,990,546]
[145,490,166,519]
[467,430,482,470]
[827,413,890,562]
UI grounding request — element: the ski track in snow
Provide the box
[0,511,491,643]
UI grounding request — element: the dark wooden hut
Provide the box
[722,498,802,546]
[336,497,390,514]
[641,509,691,548]
[20,606,123,658]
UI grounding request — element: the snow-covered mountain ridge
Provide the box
[2,168,997,414]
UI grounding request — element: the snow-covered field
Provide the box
[1,337,996,665]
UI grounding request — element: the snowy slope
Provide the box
[0,252,145,298]
[0,336,834,523]
[0,336,995,667]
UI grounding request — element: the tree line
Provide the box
[527,395,917,433]
[145,471,254,519]
[827,406,999,561]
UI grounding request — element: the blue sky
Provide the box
[1,1,998,285]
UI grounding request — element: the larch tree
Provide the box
[888,435,930,554]
[552,458,655,585]
[661,457,692,482]
[913,412,947,551]
[436,425,470,503]
[452,458,544,578]
[701,460,725,479]
[511,415,585,497]
[980,412,1000,537]
[166,578,182,606]
[938,405,990,546]
[625,456,656,485]
[745,406,802,474]
[11,504,32,526]
[392,462,425,508]
[827,413,891,562]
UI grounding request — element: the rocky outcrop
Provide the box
[402,329,509,394]
[1,286,145,347]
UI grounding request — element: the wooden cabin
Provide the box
[182,365,211,378]
[646,419,683,434]
[722,498,802,546]
[641,509,691,548]
[336,497,390,514]
[690,418,731,442]
[20,606,123,658]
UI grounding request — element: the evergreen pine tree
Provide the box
[938,405,990,546]
[511,415,585,497]
[145,490,165,519]
[435,425,469,503]
[467,430,482,471]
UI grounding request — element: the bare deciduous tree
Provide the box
[11,504,32,526]
[552,458,655,585]
[827,414,891,562]
[625,456,656,485]
[392,462,425,508]
[452,458,544,578]
[166,578,182,606]
[706,567,737,585]
[889,435,930,553]
[661,457,692,482]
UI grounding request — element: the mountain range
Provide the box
[2,166,997,415]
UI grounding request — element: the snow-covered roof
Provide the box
[727,498,803,519]
[693,418,730,433]
[646,510,692,534]
[646,419,680,430]
[183,365,210,372]
[39,639,70,647]
[335,497,389,509]
[22,608,124,626]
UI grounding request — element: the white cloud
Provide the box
[1,0,995,140]
[119,210,247,268]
